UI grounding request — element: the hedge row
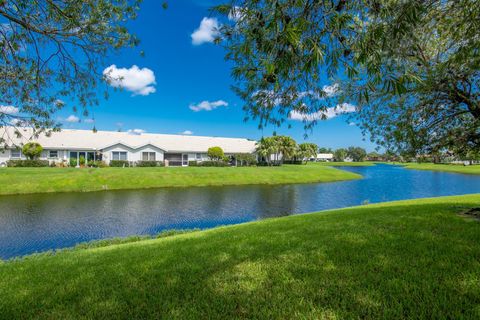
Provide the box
[7,160,49,167]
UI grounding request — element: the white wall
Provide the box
[0,150,10,166]
[102,144,164,164]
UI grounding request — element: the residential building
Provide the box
[0,127,257,167]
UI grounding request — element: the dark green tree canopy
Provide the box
[214,0,479,155]
[346,146,366,162]
[0,0,142,142]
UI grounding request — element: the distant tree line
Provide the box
[255,136,373,165]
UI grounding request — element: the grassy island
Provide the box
[1,194,479,319]
[0,165,360,195]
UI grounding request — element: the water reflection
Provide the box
[1,164,480,259]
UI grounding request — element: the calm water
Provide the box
[1,164,479,259]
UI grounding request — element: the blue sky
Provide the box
[59,0,377,151]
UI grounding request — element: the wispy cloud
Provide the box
[191,17,220,45]
[127,128,146,135]
[65,115,80,123]
[289,103,356,121]
[181,130,193,135]
[103,65,156,96]
[189,100,228,112]
[84,119,95,123]
[0,105,19,115]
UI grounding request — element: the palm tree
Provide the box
[256,137,278,165]
[297,143,318,163]
[275,136,297,163]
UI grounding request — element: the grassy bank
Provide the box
[0,165,360,195]
[1,195,479,318]
[314,161,375,167]
[404,163,480,175]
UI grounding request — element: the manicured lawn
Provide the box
[404,163,480,175]
[0,165,360,195]
[312,161,375,166]
[1,195,479,318]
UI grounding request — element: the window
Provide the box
[48,150,58,158]
[10,149,21,158]
[112,151,127,161]
[196,153,202,160]
[142,152,156,161]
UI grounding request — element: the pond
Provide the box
[1,164,480,259]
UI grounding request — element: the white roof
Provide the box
[0,127,257,153]
[317,153,334,159]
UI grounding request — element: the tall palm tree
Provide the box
[275,136,297,163]
[297,143,318,163]
[256,137,278,165]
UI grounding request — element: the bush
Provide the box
[110,160,130,167]
[7,159,49,167]
[22,142,43,160]
[257,161,281,166]
[69,158,77,167]
[283,160,304,165]
[207,146,224,161]
[136,161,163,167]
[87,160,108,168]
[188,160,198,166]
[234,153,258,166]
[79,156,86,166]
[96,161,108,168]
[198,160,229,167]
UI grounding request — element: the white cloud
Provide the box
[127,128,146,135]
[189,100,228,112]
[0,105,19,115]
[289,103,356,121]
[103,65,156,96]
[65,115,80,123]
[181,130,193,135]
[322,83,339,97]
[191,17,220,45]
[349,122,356,126]
[84,119,95,123]
[9,118,21,125]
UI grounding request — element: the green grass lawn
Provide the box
[1,194,479,319]
[312,161,375,167]
[0,165,360,195]
[404,163,480,175]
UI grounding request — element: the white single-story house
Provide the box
[313,153,334,162]
[0,127,257,167]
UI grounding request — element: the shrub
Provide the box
[136,161,163,167]
[96,161,108,168]
[87,160,107,168]
[110,160,130,167]
[49,161,56,167]
[7,159,49,167]
[257,161,281,167]
[188,160,198,166]
[69,158,77,167]
[22,142,43,160]
[234,153,258,166]
[198,160,229,167]
[207,146,224,161]
[79,156,86,166]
